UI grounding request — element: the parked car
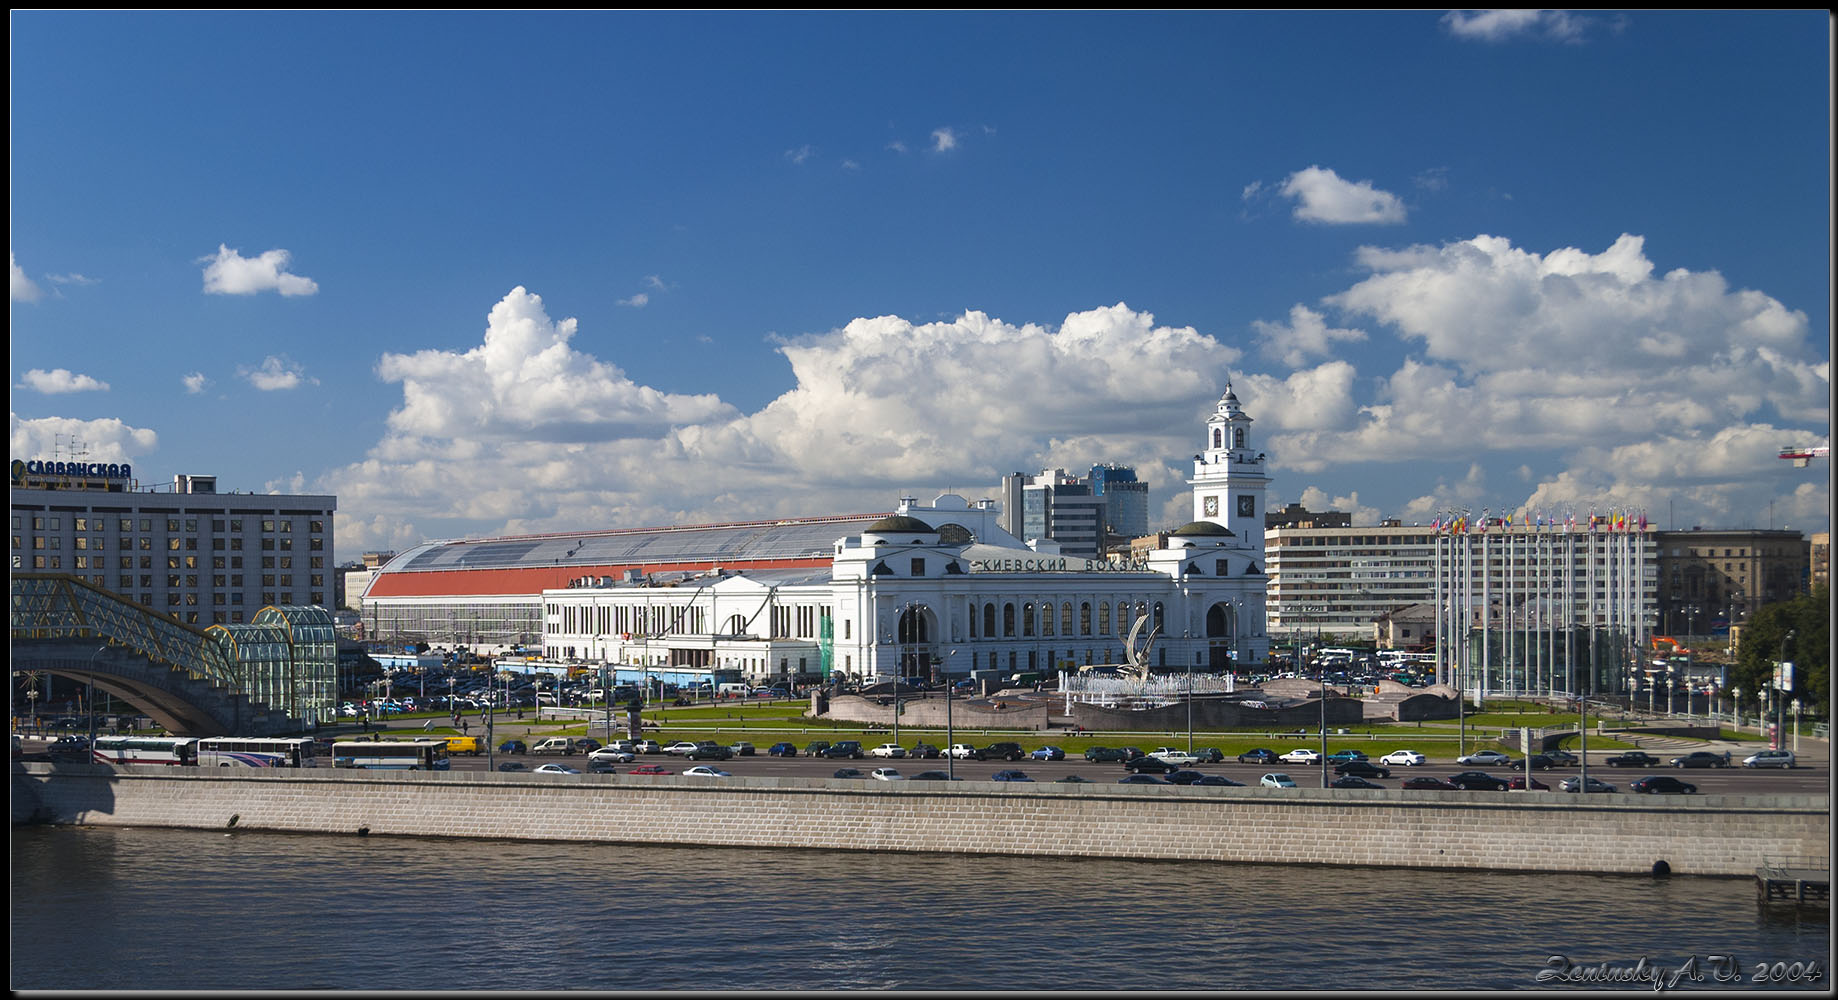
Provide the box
[766,742,797,757]
[1030,746,1066,761]
[1237,748,1278,764]
[975,742,1026,762]
[946,744,980,759]
[1333,760,1392,779]
[1559,775,1617,793]
[908,743,941,759]
[628,763,673,775]
[661,740,703,756]
[1259,773,1297,788]
[532,763,580,774]
[868,743,907,758]
[682,765,731,778]
[1330,775,1385,790]
[1604,751,1660,768]
[686,742,733,760]
[1118,773,1173,785]
[1508,775,1550,791]
[1669,751,1728,769]
[631,740,662,755]
[497,740,528,755]
[831,768,865,779]
[574,738,603,753]
[1084,746,1130,762]
[1191,774,1245,787]
[1279,748,1322,766]
[729,742,756,756]
[990,770,1033,782]
[1123,755,1179,774]
[1191,747,1226,764]
[1631,775,1697,794]
[1455,750,1512,767]
[869,767,907,780]
[1742,749,1794,769]
[1401,775,1458,790]
[822,741,866,759]
[1379,749,1426,767]
[1448,771,1510,791]
[802,741,832,757]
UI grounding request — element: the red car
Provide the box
[1508,775,1550,791]
[628,763,673,775]
[1401,776,1459,790]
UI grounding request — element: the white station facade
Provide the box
[369,391,1272,687]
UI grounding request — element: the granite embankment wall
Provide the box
[12,763,1826,878]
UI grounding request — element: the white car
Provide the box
[946,744,979,759]
[1149,749,1201,766]
[661,741,702,756]
[1742,749,1795,768]
[868,744,907,759]
[1380,749,1427,767]
[1260,772,1297,788]
[869,767,907,780]
[1278,748,1321,765]
[681,765,731,778]
[1456,750,1512,767]
[531,763,580,775]
[588,747,636,763]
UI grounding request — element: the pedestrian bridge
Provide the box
[9,574,333,736]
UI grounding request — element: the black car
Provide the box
[1542,749,1579,767]
[495,761,528,771]
[1191,774,1245,787]
[803,741,832,757]
[1333,760,1392,779]
[909,770,959,781]
[822,742,865,759]
[975,742,1025,762]
[1510,754,1556,771]
[686,742,734,760]
[586,761,620,774]
[1631,775,1698,794]
[1084,746,1130,762]
[1330,775,1385,790]
[1164,769,1208,785]
[1669,752,1728,769]
[1605,751,1660,767]
[832,768,865,779]
[767,742,797,757]
[1191,748,1225,764]
[574,738,603,753]
[1237,748,1279,764]
[909,743,941,759]
[1117,773,1172,785]
[1123,755,1179,774]
[1448,770,1511,791]
[1055,775,1096,783]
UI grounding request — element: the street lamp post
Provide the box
[1732,686,1743,731]
[1776,630,1794,750]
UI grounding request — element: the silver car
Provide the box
[1742,749,1794,769]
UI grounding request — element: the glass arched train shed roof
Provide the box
[366,512,894,599]
[207,605,338,725]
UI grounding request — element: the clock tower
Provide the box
[1189,383,1268,556]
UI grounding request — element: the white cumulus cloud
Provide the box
[200,244,319,297]
[10,413,158,462]
[17,368,110,394]
[1279,166,1407,224]
[12,252,42,302]
[241,355,318,391]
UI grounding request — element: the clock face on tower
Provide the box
[1237,495,1256,518]
[1202,495,1219,517]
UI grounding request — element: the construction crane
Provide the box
[1778,444,1830,467]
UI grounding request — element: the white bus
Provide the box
[91,736,199,765]
[197,736,319,768]
[330,739,451,770]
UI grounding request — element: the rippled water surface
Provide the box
[10,826,1830,991]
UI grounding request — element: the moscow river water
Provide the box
[9,825,1831,992]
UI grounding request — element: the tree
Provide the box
[1733,585,1828,716]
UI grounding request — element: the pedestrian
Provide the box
[461,719,469,735]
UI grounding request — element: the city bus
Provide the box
[330,739,451,770]
[197,736,319,767]
[91,735,200,765]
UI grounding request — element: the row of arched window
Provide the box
[966,599,1165,640]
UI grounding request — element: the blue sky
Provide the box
[11,11,1831,565]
